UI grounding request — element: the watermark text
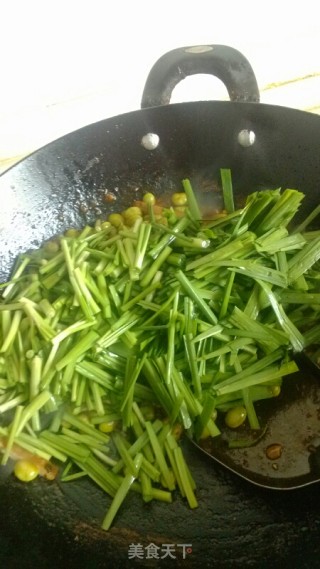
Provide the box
[128,543,193,560]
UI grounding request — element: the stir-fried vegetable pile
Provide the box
[0,170,320,529]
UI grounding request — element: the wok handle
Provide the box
[141,44,260,108]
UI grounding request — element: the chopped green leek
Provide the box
[0,170,319,531]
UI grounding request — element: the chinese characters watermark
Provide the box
[128,542,192,560]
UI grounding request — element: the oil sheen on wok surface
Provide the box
[1,101,320,568]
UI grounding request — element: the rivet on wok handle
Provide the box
[141,133,160,150]
[237,129,256,147]
[141,44,260,108]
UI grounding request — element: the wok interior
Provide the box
[1,100,320,568]
[1,100,320,474]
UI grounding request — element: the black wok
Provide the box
[1,45,320,569]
